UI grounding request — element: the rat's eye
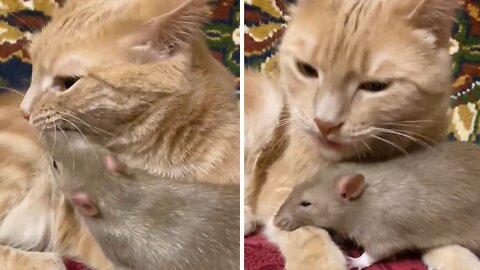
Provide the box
[52,161,58,170]
[296,61,318,78]
[300,201,312,207]
[359,81,391,92]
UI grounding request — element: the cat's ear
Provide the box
[103,155,129,176]
[120,0,209,57]
[394,0,458,48]
[336,174,366,201]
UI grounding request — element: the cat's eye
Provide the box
[52,161,58,170]
[300,201,312,207]
[59,76,82,90]
[359,81,391,92]
[296,61,318,78]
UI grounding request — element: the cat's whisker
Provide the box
[261,126,292,164]
[384,123,424,128]
[352,143,363,161]
[60,111,113,136]
[275,119,292,128]
[373,127,437,152]
[60,117,101,162]
[0,87,25,97]
[261,125,296,167]
[371,134,409,156]
[394,120,441,124]
[58,127,76,173]
[0,108,21,113]
[360,139,374,156]
[10,13,34,32]
[50,120,58,158]
[388,128,439,145]
[38,120,48,141]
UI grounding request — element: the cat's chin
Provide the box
[313,138,356,162]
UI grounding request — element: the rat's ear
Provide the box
[336,174,366,201]
[119,0,209,58]
[71,193,98,217]
[103,155,129,176]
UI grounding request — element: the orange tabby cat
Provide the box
[245,0,477,269]
[0,0,238,269]
[23,0,239,183]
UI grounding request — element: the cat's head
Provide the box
[22,0,208,120]
[279,0,457,161]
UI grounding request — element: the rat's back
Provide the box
[90,176,240,270]
[339,141,480,251]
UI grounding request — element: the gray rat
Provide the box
[274,141,480,269]
[48,133,239,270]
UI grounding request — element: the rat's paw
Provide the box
[244,206,257,235]
[347,257,367,270]
[346,253,377,270]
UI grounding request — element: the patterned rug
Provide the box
[244,0,480,270]
[0,0,240,90]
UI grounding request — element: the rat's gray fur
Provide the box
[275,141,480,260]
[49,133,239,270]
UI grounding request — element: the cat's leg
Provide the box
[258,188,347,270]
[244,205,257,235]
[422,245,480,270]
[0,245,65,270]
[266,222,347,270]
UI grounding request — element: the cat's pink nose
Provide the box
[21,110,30,121]
[314,118,342,136]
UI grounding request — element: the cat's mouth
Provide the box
[318,137,346,149]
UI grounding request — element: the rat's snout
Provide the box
[273,214,299,231]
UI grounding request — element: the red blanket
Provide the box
[64,260,90,270]
[245,234,427,270]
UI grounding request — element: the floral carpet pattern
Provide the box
[0,0,240,90]
[244,0,480,269]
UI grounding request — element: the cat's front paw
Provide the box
[7,252,67,270]
[32,252,67,270]
[423,245,480,270]
[244,206,257,235]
